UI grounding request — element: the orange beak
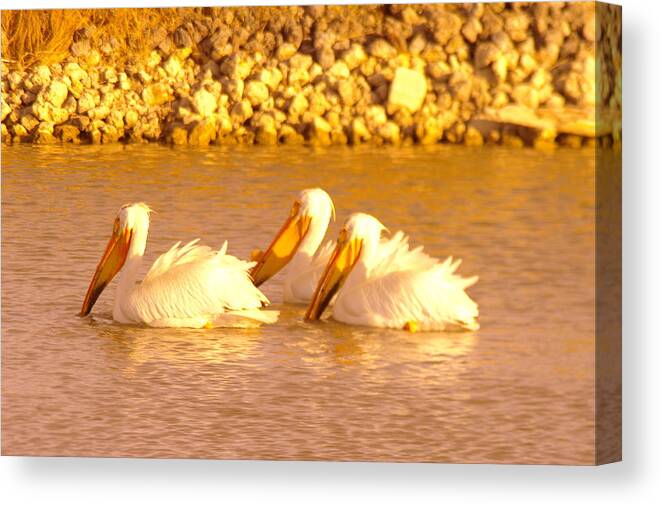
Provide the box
[79,222,132,316]
[305,234,362,321]
[250,204,311,286]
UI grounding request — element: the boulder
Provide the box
[142,83,171,107]
[387,68,427,113]
[244,81,269,107]
[163,56,182,77]
[188,119,217,146]
[367,38,397,60]
[276,42,298,61]
[43,80,68,108]
[192,88,217,117]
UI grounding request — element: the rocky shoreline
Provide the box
[1,3,621,148]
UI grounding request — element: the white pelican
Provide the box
[79,202,278,328]
[250,188,335,304]
[305,213,479,332]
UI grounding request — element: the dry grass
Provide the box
[1,8,183,69]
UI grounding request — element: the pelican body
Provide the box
[250,188,335,304]
[305,213,479,332]
[80,203,277,328]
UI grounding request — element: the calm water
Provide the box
[2,144,596,464]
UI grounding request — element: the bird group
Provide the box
[80,189,479,332]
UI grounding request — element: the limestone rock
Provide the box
[55,124,80,143]
[379,121,400,144]
[288,93,309,117]
[231,100,253,124]
[343,44,367,70]
[244,81,269,107]
[43,80,68,108]
[387,68,427,113]
[367,38,397,60]
[142,83,171,106]
[33,122,56,144]
[192,88,217,117]
[277,42,298,61]
[188,119,217,146]
[163,56,182,77]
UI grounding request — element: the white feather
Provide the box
[329,214,479,331]
[106,203,277,328]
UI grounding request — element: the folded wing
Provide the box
[131,240,269,323]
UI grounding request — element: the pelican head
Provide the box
[250,188,335,286]
[79,203,151,316]
[305,213,386,321]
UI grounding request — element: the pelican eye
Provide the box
[112,217,120,235]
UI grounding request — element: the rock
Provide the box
[1,97,9,122]
[50,107,70,125]
[288,93,309,117]
[379,121,400,144]
[512,84,539,109]
[434,12,462,45]
[406,34,425,56]
[230,100,253,124]
[388,67,427,113]
[186,120,213,146]
[288,67,310,87]
[70,39,91,59]
[492,55,508,82]
[244,81,269,107]
[365,105,387,130]
[87,49,101,66]
[343,44,367,70]
[55,124,80,143]
[173,27,194,48]
[221,77,244,102]
[278,124,304,144]
[220,55,253,80]
[142,83,171,106]
[338,79,358,106]
[255,68,282,91]
[277,42,299,61]
[462,16,483,43]
[31,66,52,89]
[43,80,68,108]
[315,45,335,70]
[504,12,530,42]
[77,91,96,114]
[192,88,217,117]
[328,61,350,80]
[163,56,182,77]
[309,116,331,145]
[20,114,40,132]
[475,42,500,68]
[12,124,29,139]
[255,114,278,145]
[367,38,397,60]
[7,71,24,91]
[88,105,110,121]
[125,110,139,128]
[33,122,56,144]
[64,63,87,82]
[350,118,370,144]
[464,126,484,146]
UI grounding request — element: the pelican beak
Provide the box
[250,202,311,286]
[79,219,132,316]
[305,233,362,321]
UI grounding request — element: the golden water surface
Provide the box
[2,144,596,463]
